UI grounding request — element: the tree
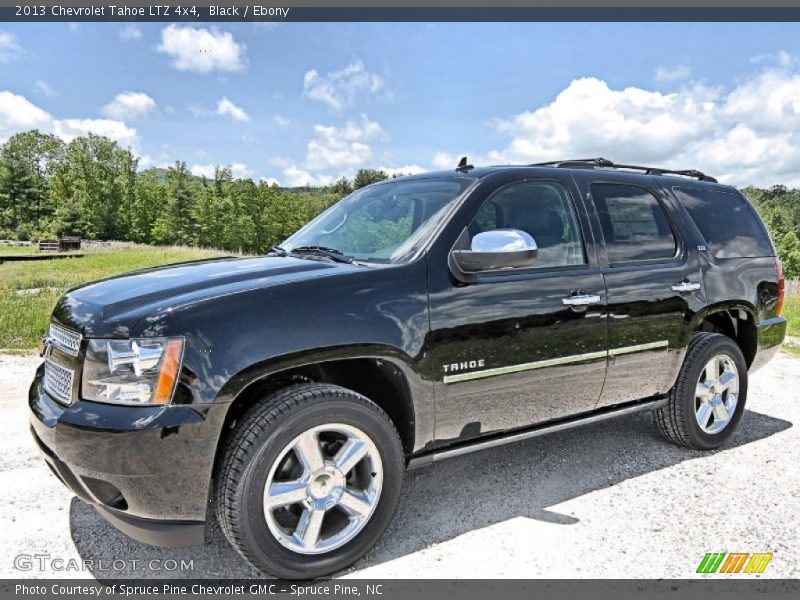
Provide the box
[152,162,196,245]
[353,169,388,189]
[131,169,167,243]
[0,130,65,235]
[49,134,137,240]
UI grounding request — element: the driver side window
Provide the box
[469,181,586,268]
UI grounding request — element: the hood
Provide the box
[52,255,352,338]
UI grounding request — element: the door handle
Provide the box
[562,294,602,307]
[671,281,701,293]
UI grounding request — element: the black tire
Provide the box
[655,332,748,450]
[216,383,404,579]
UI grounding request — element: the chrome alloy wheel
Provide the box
[263,423,383,555]
[695,354,739,435]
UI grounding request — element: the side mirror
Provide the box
[451,229,538,274]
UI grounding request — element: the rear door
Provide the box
[574,174,706,407]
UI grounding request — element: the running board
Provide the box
[408,396,667,468]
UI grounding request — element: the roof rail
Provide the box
[532,157,718,183]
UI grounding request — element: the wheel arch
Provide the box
[687,302,758,368]
[212,346,421,475]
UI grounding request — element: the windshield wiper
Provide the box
[285,246,355,264]
[268,245,289,256]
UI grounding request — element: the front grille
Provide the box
[44,358,75,405]
[48,322,82,356]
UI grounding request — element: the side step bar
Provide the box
[408,396,667,468]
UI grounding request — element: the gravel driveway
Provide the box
[2,350,798,579]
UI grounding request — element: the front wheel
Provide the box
[655,332,748,450]
[216,383,404,579]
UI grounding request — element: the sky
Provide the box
[2,21,800,187]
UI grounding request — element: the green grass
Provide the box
[783,292,800,337]
[0,244,231,350]
[0,245,42,255]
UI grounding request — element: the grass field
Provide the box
[784,293,800,337]
[1,243,799,350]
[0,245,42,255]
[0,244,231,350]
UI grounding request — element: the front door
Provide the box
[426,176,608,447]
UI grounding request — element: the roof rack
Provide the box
[532,157,718,183]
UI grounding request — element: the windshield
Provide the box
[281,177,472,263]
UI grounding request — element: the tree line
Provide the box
[1,129,799,277]
[0,130,387,255]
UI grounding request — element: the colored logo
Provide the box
[697,552,773,574]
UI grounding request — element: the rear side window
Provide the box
[591,183,677,264]
[673,187,773,259]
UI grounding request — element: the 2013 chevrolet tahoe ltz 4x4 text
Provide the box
[30,158,787,578]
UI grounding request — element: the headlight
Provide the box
[81,337,184,405]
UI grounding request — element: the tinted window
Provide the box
[469,181,585,268]
[673,187,773,258]
[591,183,676,263]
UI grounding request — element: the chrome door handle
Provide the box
[562,294,602,307]
[671,281,701,293]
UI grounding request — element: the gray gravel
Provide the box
[1,350,798,579]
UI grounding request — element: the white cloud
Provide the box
[0,32,22,62]
[231,163,252,178]
[655,65,692,82]
[260,177,280,186]
[377,164,428,177]
[216,97,249,122]
[191,162,252,179]
[0,91,52,141]
[274,114,291,128]
[190,164,216,178]
[302,60,384,111]
[157,25,246,73]
[52,119,139,148]
[1,90,139,148]
[101,91,156,121]
[34,81,57,97]
[281,165,335,187]
[119,24,142,41]
[431,151,470,170]
[305,114,385,170]
[480,64,800,187]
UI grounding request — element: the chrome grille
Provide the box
[48,322,82,356]
[44,358,75,405]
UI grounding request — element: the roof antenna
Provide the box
[456,156,474,172]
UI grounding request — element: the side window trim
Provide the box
[588,180,684,268]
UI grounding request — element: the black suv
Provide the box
[29,158,787,578]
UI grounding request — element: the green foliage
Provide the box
[784,294,800,337]
[0,244,228,349]
[353,168,389,190]
[744,185,800,278]
[2,128,800,278]
[0,130,356,254]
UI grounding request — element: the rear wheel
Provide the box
[655,332,748,450]
[216,383,404,579]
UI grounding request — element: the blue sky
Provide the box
[2,22,800,186]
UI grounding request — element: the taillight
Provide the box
[776,256,785,316]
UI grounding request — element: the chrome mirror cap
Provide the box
[451,228,539,274]
[471,229,538,253]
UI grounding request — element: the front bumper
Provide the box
[29,364,225,547]
[750,316,788,373]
